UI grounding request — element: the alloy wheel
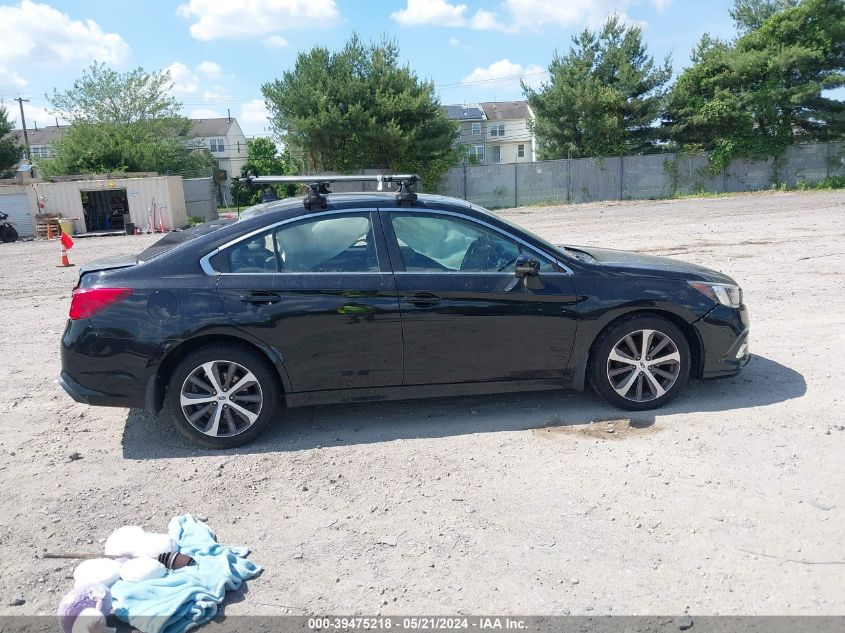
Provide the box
[606,329,681,402]
[179,360,263,437]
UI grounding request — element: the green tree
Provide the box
[41,63,213,177]
[0,103,21,176]
[262,33,458,187]
[664,0,845,168]
[730,0,799,33]
[524,15,672,159]
[230,137,300,206]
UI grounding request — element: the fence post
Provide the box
[827,139,831,180]
[619,156,624,200]
[463,163,468,200]
[567,149,572,204]
[514,162,518,208]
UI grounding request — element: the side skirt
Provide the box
[285,378,566,408]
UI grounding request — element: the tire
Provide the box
[0,224,18,243]
[588,314,691,411]
[165,344,281,449]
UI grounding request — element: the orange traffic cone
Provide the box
[57,233,75,267]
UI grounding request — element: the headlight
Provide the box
[688,281,743,308]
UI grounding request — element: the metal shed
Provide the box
[35,176,188,235]
[0,184,38,237]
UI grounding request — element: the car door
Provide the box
[381,209,579,386]
[212,210,403,392]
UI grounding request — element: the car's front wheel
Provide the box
[165,345,280,449]
[589,315,690,411]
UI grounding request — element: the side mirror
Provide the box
[514,254,540,278]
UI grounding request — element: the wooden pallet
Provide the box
[35,213,61,240]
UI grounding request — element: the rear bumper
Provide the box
[60,319,151,409]
[694,304,751,379]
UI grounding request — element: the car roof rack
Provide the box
[238,173,420,210]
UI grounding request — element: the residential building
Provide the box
[478,101,536,164]
[10,124,64,160]
[444,101,536,164]
[445,104,488,163]
[9,117,247,193]
[185,117,247,194]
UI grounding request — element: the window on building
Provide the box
[471,122,481,135]
[491,146,501,163]
[454,128,462,140]
[209,138,225,152]
[517,144,525,158]
[471,145,485,162]
[490,123,505,137]
[31,146,51,158]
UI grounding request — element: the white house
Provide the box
[186,117,247,196]
[478,101,537,164]
[10,117,248,193]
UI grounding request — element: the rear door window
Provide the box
[274,213,378,273]
[228,230,279,273]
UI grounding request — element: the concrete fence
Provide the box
[439,142,845,209]
[182,177,218,221]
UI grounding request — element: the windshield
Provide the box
[136,220,232,261]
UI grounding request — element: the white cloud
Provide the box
[0,0,129,89]
[263,35,289,48]
[239,99,271,136]
[202,86,230,101]
[196,61,223,78]
[188,108,223,120]
[501,0,645,30]
[462,59,545,91]
[391,0,468,27]
[468,9,507,31]
[448,36,466,48]
[0,65,27,89]
[652,0,672,12]
[390,0,651,32]
[165,62,199,95]
[391,0,509,30]
[7,102,69,129]
[177,0,339,41]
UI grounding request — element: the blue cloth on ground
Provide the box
[110,514,262,633]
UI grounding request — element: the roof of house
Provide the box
[444,105,486,121]
[10,125,68,146]
[8,118,241,147]
[479,101,532,121]
[187,117,239,138]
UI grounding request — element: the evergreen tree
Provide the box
[262,33,458,186]
[525,15,672,159]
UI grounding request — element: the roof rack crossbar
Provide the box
[238,173,421,210]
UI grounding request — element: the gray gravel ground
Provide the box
[0,190,843,617]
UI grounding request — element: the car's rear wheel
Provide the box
[165,345,280,449]
[589,315,690,411]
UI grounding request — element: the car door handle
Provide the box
[240,291,281,305]
[401,292,441,306]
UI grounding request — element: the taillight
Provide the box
[69,288,133,320]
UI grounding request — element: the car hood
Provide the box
[559,245,737,283]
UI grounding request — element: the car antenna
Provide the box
[237,173,421,210]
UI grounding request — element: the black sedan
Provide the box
[59,177,750,449]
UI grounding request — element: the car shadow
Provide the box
[121,354,805,460]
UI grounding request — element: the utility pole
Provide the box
[14,97,31,161]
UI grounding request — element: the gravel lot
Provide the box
[0,190,843,617]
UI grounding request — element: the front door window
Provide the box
[389,213,553,273]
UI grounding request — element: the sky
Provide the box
[0,0,746,137]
